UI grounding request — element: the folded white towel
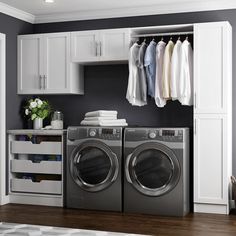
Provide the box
[81,119,128,126]
[85,110,118,117]
[84,116,117,121]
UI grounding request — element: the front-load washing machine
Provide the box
[66,126,122,211]
[123,127,189,216]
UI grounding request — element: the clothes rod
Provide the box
[131,31,194,38]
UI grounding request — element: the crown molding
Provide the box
[0,0,236,24]
[34,0,236,24]
[0,2,35,23]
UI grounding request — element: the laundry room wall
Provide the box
[0,13,33,130]
[33,9,236,173]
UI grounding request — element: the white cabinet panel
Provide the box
[194,114,227,204]
[18,35,43,94]
[71,28,130,63]
[100,29,130,61]
[44,33,69,92]
[194,22,228,114]
[71,31,99,62]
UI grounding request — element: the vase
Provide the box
[33,118,43,129]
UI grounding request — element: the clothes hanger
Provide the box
[185,36,189,41]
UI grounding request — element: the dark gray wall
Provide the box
[0,13,33,129]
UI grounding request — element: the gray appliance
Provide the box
[123,127,189,216]
[66,126,122,211]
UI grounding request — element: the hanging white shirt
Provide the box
[126,43,147,106]
[178,39,193,106]
[155,40,166,107]
[162,40,175,99]
[171,39,182,100]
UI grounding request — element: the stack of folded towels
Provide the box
[80,110,128,126]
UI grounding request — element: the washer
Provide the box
[123,127,189,216]
[66,126,122,211]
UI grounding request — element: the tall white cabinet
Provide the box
[193,22,232,214]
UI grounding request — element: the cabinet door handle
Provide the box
[100,42,102,56]
[39,75,43,90]
[194,93,197,109]
[95,42,98,57]
[43,75,47,89]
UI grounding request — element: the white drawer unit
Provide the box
[7,129,66,207]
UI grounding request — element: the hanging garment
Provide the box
[154,40,167,107]
[137,42,148,104]
[170,39,182,100]
[144,40,157,98]
[126,43,147,106]
[162,40,175,99]
[178,39,193,106]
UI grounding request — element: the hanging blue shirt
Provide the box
[144,40,157,98]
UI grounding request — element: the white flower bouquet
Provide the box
[24,98,51,120]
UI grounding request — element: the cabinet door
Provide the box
[194,22,230,114]
[44,33,70,93]
[100,29,130,61]
[17,35,43,94]
[71,31,99,62]
[194,114,227,205]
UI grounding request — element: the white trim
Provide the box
[0,33,8,205]
[34,0,236,24]
[0,0,236,24]
[0,2,35,24]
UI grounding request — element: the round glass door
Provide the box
[70,141,119,192]
[126,142,180,196]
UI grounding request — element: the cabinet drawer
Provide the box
[11,141,62,155]
[11,160,61,175]
[11,179,62,195]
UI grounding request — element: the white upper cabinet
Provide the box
[71,28,130,63]
[71,31,99,62]
[194,22,231,114]
[44,33,70,93]
[18,35,43,93]
[18,33,84,95]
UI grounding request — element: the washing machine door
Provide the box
[125,142,180,196]
[70,140,119,192]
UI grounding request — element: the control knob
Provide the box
[149,132,156,139]
[89,130,97,137]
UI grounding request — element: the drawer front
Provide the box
[11,179,62,195]
[11,160,61,175]
[11,141,62,155]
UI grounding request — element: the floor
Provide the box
[0,204,236,236]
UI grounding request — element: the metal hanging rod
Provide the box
[131,31,193,38]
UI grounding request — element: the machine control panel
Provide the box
[88,128,121,140]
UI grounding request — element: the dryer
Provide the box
[66,126,122,211]
[123,127,189,216]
